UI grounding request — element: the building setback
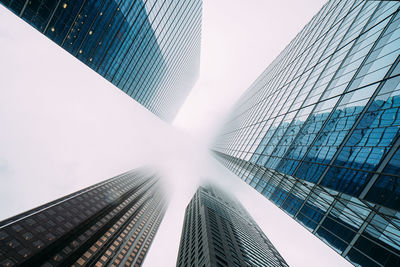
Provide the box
[0,168,167,266]
[177,185,288,267]
[0,0,202,122]
[213,0,400,266]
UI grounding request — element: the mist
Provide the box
[0,1,350,266]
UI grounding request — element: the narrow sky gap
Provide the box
[0,1,351,266]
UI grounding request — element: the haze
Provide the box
[0,1,350,266]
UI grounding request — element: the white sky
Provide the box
[0,1,350,266]
[174,0,329,143]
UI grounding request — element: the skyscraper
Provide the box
[213,0,400,266]
[0,168,167,266]
[0,0,202,122]
[177,185,288,267]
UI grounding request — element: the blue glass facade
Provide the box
[0,0,202,121]
[213,1,400,266]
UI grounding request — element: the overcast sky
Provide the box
[174,0,329,143]
[0,0,350,266]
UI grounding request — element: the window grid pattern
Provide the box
[0,0,202,122]
[213,1,400,266]
[177,186,288,267]
[0,168,167,267]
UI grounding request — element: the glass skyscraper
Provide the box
[177,185,288,267]
[0,168,167,266]
[213,1,400,266]
[0,0,202,122]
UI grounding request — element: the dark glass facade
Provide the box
[177,185,288,267]
[213,1,400,266]
[0,0,202,122]
[0,168,167,266]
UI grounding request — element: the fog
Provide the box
[0,1,349,266]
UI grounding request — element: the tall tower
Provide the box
[0,0,202,122]
[0,168,167,266]
[213,0,400,266]
[177,185,288,267]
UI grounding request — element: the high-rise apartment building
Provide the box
[0,168,167,266]
[0,0,202,121]
[213,1,400,266]
[177,185,288,267]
